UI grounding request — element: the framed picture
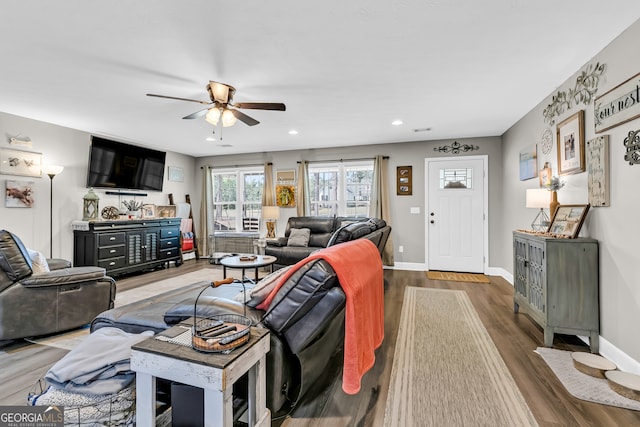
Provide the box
[168,166,184,182]
[547,204,590,238]
[276,185,296,207]
[586,135,610,207]
[519,145,538,181]
[556,110,585,175]
[539,162,552,188]
[5,180,35,207]
[397,166,412,195]
[276,169,295,182]
[142,204,156,218]
[0,148,42,177]
[156,205,177,218]
[594,72,640,133]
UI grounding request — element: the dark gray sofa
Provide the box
[91,256,354,413]
[265,216,391,268]
[0,230,116,341]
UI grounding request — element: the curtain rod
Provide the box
[201,162,271,169]
[297,156,389,164]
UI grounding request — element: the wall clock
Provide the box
[541,128,553,155]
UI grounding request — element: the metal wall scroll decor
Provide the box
[543,62,607,125]
[434,141,479,154]
[623,129,640,165]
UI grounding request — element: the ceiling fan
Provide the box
[147,81,286,128]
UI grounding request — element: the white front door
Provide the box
[426,156,486,273]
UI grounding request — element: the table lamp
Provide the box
[526,188,550,231]
[262,206,280,238]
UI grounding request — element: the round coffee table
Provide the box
[219,254,277,282]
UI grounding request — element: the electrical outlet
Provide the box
[399,245,404,253]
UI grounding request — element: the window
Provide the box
[308,160,374,217]
[211,167,263,231]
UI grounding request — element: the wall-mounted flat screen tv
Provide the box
[86,136,166,191]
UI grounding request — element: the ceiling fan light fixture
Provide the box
[205,108,221,126]
[221,109,237,127]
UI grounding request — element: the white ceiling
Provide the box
[1,1,639,158]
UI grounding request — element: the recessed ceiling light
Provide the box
[288,129,299,135]
[205,136,216,142]
[392,120,403,126]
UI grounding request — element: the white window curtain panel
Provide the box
[370,155,394,266]
[296,160,310,216]
[262,162,275,206]
[199,166,213,257]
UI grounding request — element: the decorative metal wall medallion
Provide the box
[623,129,640,165]
[543,62,607,125]
[434,141,479,154]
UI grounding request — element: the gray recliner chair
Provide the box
[0,230,116,341]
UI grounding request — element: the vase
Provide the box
[550,191,559,219]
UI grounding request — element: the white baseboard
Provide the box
[390,262,427,271]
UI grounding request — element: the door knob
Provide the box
[430,212,435,216]
[430,220,435,224]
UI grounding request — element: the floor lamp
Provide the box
[42,165,64,258]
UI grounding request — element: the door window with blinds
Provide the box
[308,160,374,217]
[211,168,263,231]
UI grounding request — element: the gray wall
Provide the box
[501,20,640,368]
[0,112,195,261]
[1,18,638,370]
[192,136,503,268]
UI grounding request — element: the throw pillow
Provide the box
[287,228,311,247]
[27,248,50,273]
[240,265,292,308]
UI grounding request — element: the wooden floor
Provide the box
[2,261,639,426]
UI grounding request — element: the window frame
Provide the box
[307,160,374,218]
[211,166,264,232]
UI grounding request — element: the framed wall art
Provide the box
[5,180,35,207]
[0,148,42,177]
[276,169,295,182]
[168,166,184,182]
[547,204,590,238]
[519,145,538,181]
[539,162,552,188]
[586,135,610,207]
[397,166,412,195]
[556,110,585,175]
[594,72,640,133]
[276,185,296,207]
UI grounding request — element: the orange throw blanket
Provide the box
[257,239,384,394]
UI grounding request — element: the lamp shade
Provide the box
[262,206,280,220]
[42,164,64,177]
[526,189,549,209]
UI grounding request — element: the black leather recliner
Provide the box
[91,257,350,412]
[0,230,116,341]
[265,216,391,268]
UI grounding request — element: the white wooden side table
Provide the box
[131,325,271,427]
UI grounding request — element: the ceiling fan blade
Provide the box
[147,93,212,105]
[233,102,286,111]
[182,108,210,120]
[230,109,260,126]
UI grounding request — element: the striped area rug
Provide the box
[384,287,538,426]
[426,270,491,283]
